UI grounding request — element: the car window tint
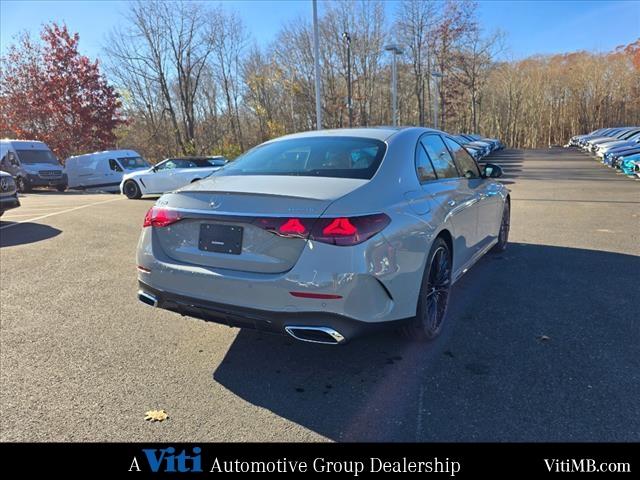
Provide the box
[420,135,458,179]
[415,143,437,182]
[219,137,386,180]
[444,137,481,179]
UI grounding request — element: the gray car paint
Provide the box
[137,127,509,325]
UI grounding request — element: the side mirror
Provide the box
[483,163,503,178]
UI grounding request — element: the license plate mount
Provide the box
[198,224,243,255]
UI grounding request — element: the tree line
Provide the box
[1,0,638,162]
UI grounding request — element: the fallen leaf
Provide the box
[145,409,169,422]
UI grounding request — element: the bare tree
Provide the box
[395,0,438,126]
[209,8,248,150]
[106,0,213,155]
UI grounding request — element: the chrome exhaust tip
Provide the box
[138,290,158,307]
[284,326,346,345]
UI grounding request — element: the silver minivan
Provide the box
[0,139,67,192]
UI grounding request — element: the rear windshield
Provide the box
[16,149,59,165]
[217,137,386,179]
[118,156,149,169]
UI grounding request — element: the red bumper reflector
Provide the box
[289,291,343,300]
[137,265,151,273]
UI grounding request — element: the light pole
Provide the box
[431,71,443,130]
[342,31,352,128]
[312,0,322,130]
[385,44,403,126]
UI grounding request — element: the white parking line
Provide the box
[0,198,124,230]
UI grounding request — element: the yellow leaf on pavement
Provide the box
[145,409,169,422]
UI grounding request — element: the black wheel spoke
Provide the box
[421,245,451,335]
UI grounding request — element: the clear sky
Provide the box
[1,0,639,62]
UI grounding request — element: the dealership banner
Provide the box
[0,443,634,476]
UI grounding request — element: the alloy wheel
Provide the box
[422,246,451,334]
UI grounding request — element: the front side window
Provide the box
[420,135,458,179]
[109,159,123,172]
[218,137,386,180]
[157,159,184,170]
[444,137,481,179]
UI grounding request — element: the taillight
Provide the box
[311,213,390,246]
[252,217,314,238]
[253,213,390,245]
[279,218,307,235]
[143,207,182,228]
[322,218,357,236]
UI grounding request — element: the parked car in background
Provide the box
[595,131,640,158]
[604,144,640,167]
[583,128,637,152]
[135,127,510,344]
[567,128,611,147]
[0,170,20,217]
[453,135,491,158]
[66,150,150,192]
[121,156,228,199]
[619,153,640,176]
[461,134,503,151]
[0,139,67,192]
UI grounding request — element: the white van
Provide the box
[65,150,150,192]
[0,139,67,192]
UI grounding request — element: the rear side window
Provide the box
[444,137,481,179]
[218,137,386,180]
[420,135,458,179]
[415,142,437,182]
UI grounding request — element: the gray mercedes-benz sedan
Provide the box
[136,127,509,344]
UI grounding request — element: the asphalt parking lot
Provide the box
[1,147,638,441]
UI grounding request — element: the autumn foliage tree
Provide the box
[0,23,123,160]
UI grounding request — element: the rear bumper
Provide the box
[138,281,408,343]
[0,194,20,212]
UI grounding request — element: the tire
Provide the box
[401,237,452,341]
[492,199,510,253]
[55,184,67,192]
[16,176,31,193]
[123,180,142,199]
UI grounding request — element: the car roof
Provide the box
[1,139,50,149]
[67,149,140,159]
[268,126,441,143]
[167,156,225,161]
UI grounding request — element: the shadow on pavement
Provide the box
[213,243,640,441]
[0,222,62,247]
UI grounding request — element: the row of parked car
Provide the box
[0,139,229,199]
[567,127,640,178]
[451,133,504,160]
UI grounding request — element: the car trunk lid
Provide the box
[153,175,367,273]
